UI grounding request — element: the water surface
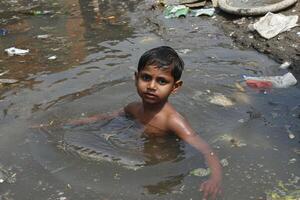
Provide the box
[0,0,299,199]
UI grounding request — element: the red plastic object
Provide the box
[246,79,273,88]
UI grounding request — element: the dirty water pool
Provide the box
[0,0,299,199]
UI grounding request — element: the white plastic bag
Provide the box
[5,47,29,56]
[251,12,298,39]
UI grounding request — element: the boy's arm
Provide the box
[169,115,222,200]
[67,101,139,126]
[67,109,125,125]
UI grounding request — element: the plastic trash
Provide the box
[243,72,297,89]
[5,47,29,56]
[164,5,189,18]
[209,93,234,107]
[37,34,50,39]
[190,8,215,17]
[0,28,8,36]
[48,55,57,60]
[24,10,53,15]
[0,79,18,84]
[279,61,291,69]
[250,12,298,39]
[245,79,273,89]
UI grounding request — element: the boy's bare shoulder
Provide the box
[124,101,142,116]
[165,107,194,136]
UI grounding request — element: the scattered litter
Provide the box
[279,61,291,69]
[0,71,9,77]
[243,72,297,89]
[48,55,57,60]
[238,119,245,123]
[285,125,296,139]
[5,47,29,56]
[297,32,300,36]
[0,28,8,36]
[190,158,229,177]
[245,79,273,89]
[249,12,298,39]
[266,184,300,200]
[24,10,53,15]
[0,164,16,184]
[37,34,50,39]
[190,167,210,177]
[209,93,234,107]
[220,158,229,167]
[0,79,18,84]
[230,138,247,147]
[190,8,215,17]
[233,17,246,25]
[164,5,189,18]
[210,134,247,147]
[235,82,245,92]
[178,48,191,54]
[288,158,297,164]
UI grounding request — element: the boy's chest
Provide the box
[139,116,172,137]
[143,123,171,137]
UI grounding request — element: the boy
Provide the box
[71,46,222,200]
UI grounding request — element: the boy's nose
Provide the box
[147,80,156,90]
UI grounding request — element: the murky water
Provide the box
[0,0,299,200]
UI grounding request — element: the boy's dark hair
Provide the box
[138,46,184,81]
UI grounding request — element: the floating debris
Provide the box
[190,8,215,17]
[285,125,296,139]
[37,34,51,39]
[209,93,234,107]
[266,186,300,200]
[190,158,229,177]
[0,70,9,77]
[0,164,16,184]
[243,72,297,89]
[0,79,18,84]
[279,61,291,69]
[0,28,8,36]
[164,5,189,18]
[235,82,245,92]
[190,167,211,177]
[48,55,57,60]
[5,47,29,56]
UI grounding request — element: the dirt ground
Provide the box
[215,2,300,73]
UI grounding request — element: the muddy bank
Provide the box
[215,2,300,73]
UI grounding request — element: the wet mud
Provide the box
[215,2,300,73]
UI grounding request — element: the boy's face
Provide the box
[135,65,182,105]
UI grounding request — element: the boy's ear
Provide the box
[172,80,183,94]
[134,71,138,84]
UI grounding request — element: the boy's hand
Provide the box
[200,177,222,200]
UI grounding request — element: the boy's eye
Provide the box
[157,78,168,85]
[141,74,151,81]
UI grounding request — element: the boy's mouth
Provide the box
[144,92,157,99]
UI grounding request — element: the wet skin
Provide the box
[124,65,223,200]
[68,65,223,200]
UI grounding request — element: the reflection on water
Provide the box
[33,115,186,169]
[0,0,299,199]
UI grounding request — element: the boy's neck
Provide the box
[142,100,167,114]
